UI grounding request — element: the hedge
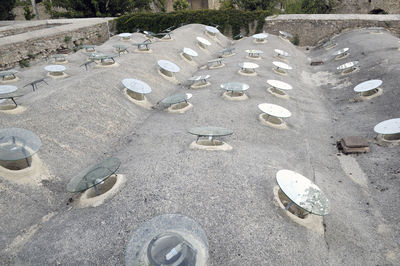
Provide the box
[116,9,272,37]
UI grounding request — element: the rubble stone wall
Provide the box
[0,18,114,68]
[264,14,400,46]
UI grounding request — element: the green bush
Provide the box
[64,35,72,43]
[52,0,149,17]
[173,0,189,11]
[19,59,30,68]
[0,0,16,20]
[117,9,272,37]
[291,34,299,45]
[43,0,53,18]
[24,3,35,20]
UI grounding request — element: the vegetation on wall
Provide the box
[0,0,16,20]
[117,9,271,37]
[173,0,189,11]
[233,0,275,11]
[52,0,151,17]
[280,0,333,14]
[23,3,35,20]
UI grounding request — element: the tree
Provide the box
[53,0,147,17]
[173,0,189,11]
[0,0,16,20]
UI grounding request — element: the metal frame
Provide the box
[24,78,48,91]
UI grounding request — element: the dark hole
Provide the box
[369,8,388,14]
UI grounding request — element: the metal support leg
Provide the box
[285,201,293,210]
[11,97,17,107]
[93,184,100,195]
[21,147,31,167]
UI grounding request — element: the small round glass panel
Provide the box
[196,37,211,46]
[188,75,210,82]
[279,31,293,38]
[183,48,198,57]
[354,79,382,92]
[122,79,152,94]
[44,65,66,72]
[258,103,291,118]
[239,62,259,69]
[205,26,219,34]
[374,118,400,134]
[267,80,293,91]
[158,60,180,73]
[188,127,233,137]
[161,93,191,105]
[126,214,209,266]
[119,33,132,37]
[337,61,359,70]
[273,61,292,70]
[221,82,249,91]
[0,85,18,94]
[276,169,330,216]
[274,49,291,57]
[0,70,18,76]
[252,33,268,39]
[0,128,41,161]
[332,47,349,56]
[67,157,120,193]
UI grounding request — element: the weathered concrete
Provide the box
[0,18,114,68]
[265,14,400,46]
[0,23,399,265]
[332,0,400,14]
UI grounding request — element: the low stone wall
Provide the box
[331,0,400,14]
[264,14,400,46]
[0,18,114,68]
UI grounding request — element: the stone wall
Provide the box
[332,0,400,14]
[0,18,114,68]
[264,14,400,46]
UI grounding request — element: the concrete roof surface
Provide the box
[0,24,399,265]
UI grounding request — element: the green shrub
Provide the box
[24,3,35,20]
[64,36,72,43]
[291,34,299,45]
[43,0,53,18]
[117,9,272,38]
[173,0,189,11]
[0,0,16,20]
[19,59,30,68]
